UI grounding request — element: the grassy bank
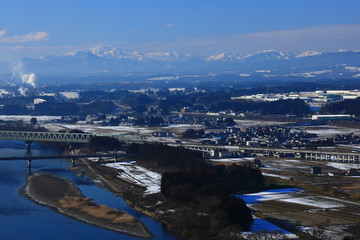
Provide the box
[24,173,152,239]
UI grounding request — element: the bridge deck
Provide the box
[178,144,360,162]
[0,153,135,161]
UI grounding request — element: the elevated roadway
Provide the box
[173,144,360,163]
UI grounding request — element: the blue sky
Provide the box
[0,0,360,60]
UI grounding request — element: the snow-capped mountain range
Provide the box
[11,47,360,79]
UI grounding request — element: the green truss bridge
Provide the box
[0,130,146,144]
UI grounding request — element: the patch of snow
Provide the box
[286,70,332,78]
[209,158,254,163]
[105,161,161,195]
[262,172,292,180]
[303,127,360,137]
[296,51,322,58]
[279,196,345,208]
[326,162,360,171]
[148,76,180,81]
[0,115,62,122]
[235,188,302,205]
[345,66,360,72]
[239,73,251,77]
[206,52,241,61]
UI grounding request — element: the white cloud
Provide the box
[0,30,6,37]
[164,24,176,29]
[0,31,49,43]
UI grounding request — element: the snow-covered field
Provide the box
[0,115,62,122]
[235,188,358,239]
[326,162,360,171]
[105,161,161,195]
[209,157,254,163]
[262,172,292,180]
[236,189,302,238]
[261,159,309,171]
[236,187,352,209]
[236,188,303,205]
[235,120,292,127]
[280,196,345,208]
[301,126,360,137]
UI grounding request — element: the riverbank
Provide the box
[71,158,178,234]
[23,173,152,239]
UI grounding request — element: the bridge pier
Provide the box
[27,159,31,168]
[25,141,33,152]
[71,158,76,167]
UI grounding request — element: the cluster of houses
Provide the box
[311,166,360,176]
[200,126,318,149]
[232,90,360,103]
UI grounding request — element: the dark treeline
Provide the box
[322,98,360,115]
[35,101,116,115]
[211,99,311,116]
[0,101,116,116]
[127,143,264,239]
[88,136,122,152]
[127,143,203,170]
[181,129,205,138]
[161,164,264,200]
[0,122,48,132]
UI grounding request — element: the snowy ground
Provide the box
[235,120,292,127]
[280,196,345,209]
[236,188,303,205]
[236,188,359,240]
[326,162,360,171]
[0,115,62,122]
[261,159,310,172]
[300,126,360,138]
[209,157,254,163]
[104,161,161,195]
[261,172,292,180]
[236,188,302,238]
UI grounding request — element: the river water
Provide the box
[0,140,176,240]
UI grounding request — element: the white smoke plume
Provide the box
[20,73,36,88]
[12,62,37,88]
[18,86,28,96]
[0,89,12,98]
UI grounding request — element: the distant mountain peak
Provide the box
[242,49,294,62]
[296,51,323,58]
[206,52,241,62]
[336,49,360,53]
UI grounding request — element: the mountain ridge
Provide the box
[7,47,360,79]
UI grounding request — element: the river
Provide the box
[0,140,176,240]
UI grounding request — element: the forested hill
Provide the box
[127,143,264,239]
[322,98,360,115]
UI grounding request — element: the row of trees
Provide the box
[322,98,360,115]
[211,99,311,116]
[88,136,122,152]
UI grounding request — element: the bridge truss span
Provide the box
[0,131,94,143]
[0,131,146,144]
